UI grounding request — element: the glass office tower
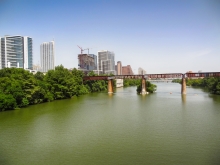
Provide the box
[98,50,115,75]
[0,35,33,69]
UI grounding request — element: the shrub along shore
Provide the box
[172,77,220,95]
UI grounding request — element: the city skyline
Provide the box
[0,0,219,74]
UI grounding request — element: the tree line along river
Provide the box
[1,67,219,111]
[0,82,220,165]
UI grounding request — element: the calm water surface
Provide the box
[1,83,220,165]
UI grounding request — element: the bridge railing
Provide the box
[83,72,220,81]
[83,76,109,80]
[115,75,144,79]
[146,73,183,79]
[186,72,220,78]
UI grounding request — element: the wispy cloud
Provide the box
[186,49,212,58]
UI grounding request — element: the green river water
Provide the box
[0,83,220,165]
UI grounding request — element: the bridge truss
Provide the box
[83,72,220,81]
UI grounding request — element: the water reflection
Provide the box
[140,93,147,101]
[209,94,220,103]
[181,94,186,104]
[108,93,113,97]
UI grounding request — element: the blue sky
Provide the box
[0,0,219,73]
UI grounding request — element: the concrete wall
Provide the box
[116,79,123,88]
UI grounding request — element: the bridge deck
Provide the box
[186,72,220,78]
[83,72,220,81]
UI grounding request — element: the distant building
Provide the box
[122,65,133,75]
[40,41,55,72]
[98,50,115,75]
[138,67,146,75]
[33,64,41,71]
[117,61,122,75]
[78,54,97,71]
[89,54,97,70]
[0,35,33,69]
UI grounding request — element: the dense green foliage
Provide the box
[83,71,108,92]
[0,67,158,111]
[0,66,108,111]
[136,80,157,93]
[123,79,157,93]
[172,77,220,95]
[123,79,140,87]
[171,79,181,83]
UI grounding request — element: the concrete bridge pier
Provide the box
[181,74,186,94]
[108,79,114,94]
[141,78,147,95]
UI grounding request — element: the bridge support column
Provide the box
[141,78,147,95]
[181,74,186,94]
[108,79,114,94]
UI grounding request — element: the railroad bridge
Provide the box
[83,72,220,95]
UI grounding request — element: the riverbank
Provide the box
[0,66,107,111]
[172,77,220,95]
[0,67,156,111]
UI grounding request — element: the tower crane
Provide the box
[84,48,92,55]
[77,45,92,55]
[77,45,85,54]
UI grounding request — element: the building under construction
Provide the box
[78,54,97,71]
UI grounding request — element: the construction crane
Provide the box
[77,45,85,54]
[77,45,92,55]
[84,48,92,55]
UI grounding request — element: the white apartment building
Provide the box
[98,50,115,75]
[0,35,33,69]
[40,41,55,72]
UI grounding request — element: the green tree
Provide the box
[136,80,157,93]
[0,93,17,111]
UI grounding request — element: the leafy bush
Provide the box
[136,80,157,94]
[172,77,220,95]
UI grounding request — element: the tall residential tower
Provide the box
[98,50,115,75]
[0,35,33,69]
[40,41,55,72]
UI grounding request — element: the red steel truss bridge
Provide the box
[83,72,220,94]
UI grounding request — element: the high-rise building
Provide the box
[117,61,122,75]
[122,65,133,75]
[138,67,146,75]
[0,35,33,69]
[78,54,97,71]
[0,38,3,69]
[40,41,55,72]
[98,50,115,75]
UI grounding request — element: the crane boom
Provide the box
[77,45,84,54]
[77,45,93,55]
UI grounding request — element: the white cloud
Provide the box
[186,49,212,58]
